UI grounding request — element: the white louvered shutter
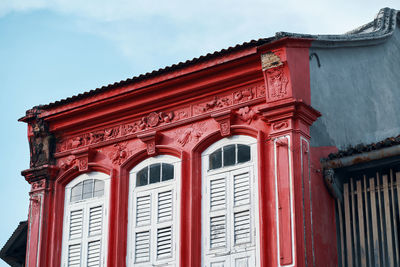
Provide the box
[62,175,110,267]
[204,166,256,267]
[86,204,104,267]
[134,192,152,264]
[132,186,176,266]
[64,203,105,267]
[230,168,256,266]
[67,208,84,267]
[156,189,173,260]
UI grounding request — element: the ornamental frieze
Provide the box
[56,83,265,153]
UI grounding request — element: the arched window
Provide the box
[202,135,260,267]
[61,172,111,267]
[127,155,180,266]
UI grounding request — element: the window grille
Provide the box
[336,168,400,267]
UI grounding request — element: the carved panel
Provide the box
[56,83,265,153]
[261,50,291,102]
[266,66,289,100]
[31,180,46,191]
[272,121,289,131]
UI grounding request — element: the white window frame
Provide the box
[201,135,260,267]
[60,172,111,267]
[127,155,181,267]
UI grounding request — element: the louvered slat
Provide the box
[89,206,103,236]
[210,178,226,211]
[87,240,101,267]
[210,262,225,267]
[69,209,83,240]
[158,191,173,222]
[157,226,172,259]
[68,243,81,267]
[234,210,251,244]
[136,195,151,226]
[210,215,226,248]
[234,172,250,206]
[135,231,150,263]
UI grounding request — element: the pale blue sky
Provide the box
[1,1,399,266]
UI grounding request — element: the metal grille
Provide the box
[336,168,400,267]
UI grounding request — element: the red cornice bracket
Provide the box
[21,165,59,185]
[137,131,160,156]
[70,147,96,171]
[211,109,233,137]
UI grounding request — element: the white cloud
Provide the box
[1,0,399,73]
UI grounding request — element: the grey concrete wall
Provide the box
[309,28,400,149]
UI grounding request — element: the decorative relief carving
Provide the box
[220,120,230,136]
[29,118,55,168]
[193,96,231,115]
[60,155,77,171]
[234,88,253,103]
[138,132,159,156]
[56,84,264,153]
[272,121,289,131]
[261,50,290,101]
[267,66,289,100]
[256,84,266,97]
[108,142,130,165]
[31,180,45,191]
[176,123,205,147]
[78,158,88,171]
[212,110,232,137]
[147,140,156,156]
[237,106,257,124]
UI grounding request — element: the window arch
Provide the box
[127,155,181,266]
[202,135,260,267]
[61,172,111,267]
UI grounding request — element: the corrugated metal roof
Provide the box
[326,135,400,160]
[38,37,275,110]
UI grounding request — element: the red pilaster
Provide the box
[22,165,58,267]
[259,39,320,267]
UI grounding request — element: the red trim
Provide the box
[49,163,113,267]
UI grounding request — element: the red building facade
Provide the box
[19,37,337,267]
[18,8,400,266]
